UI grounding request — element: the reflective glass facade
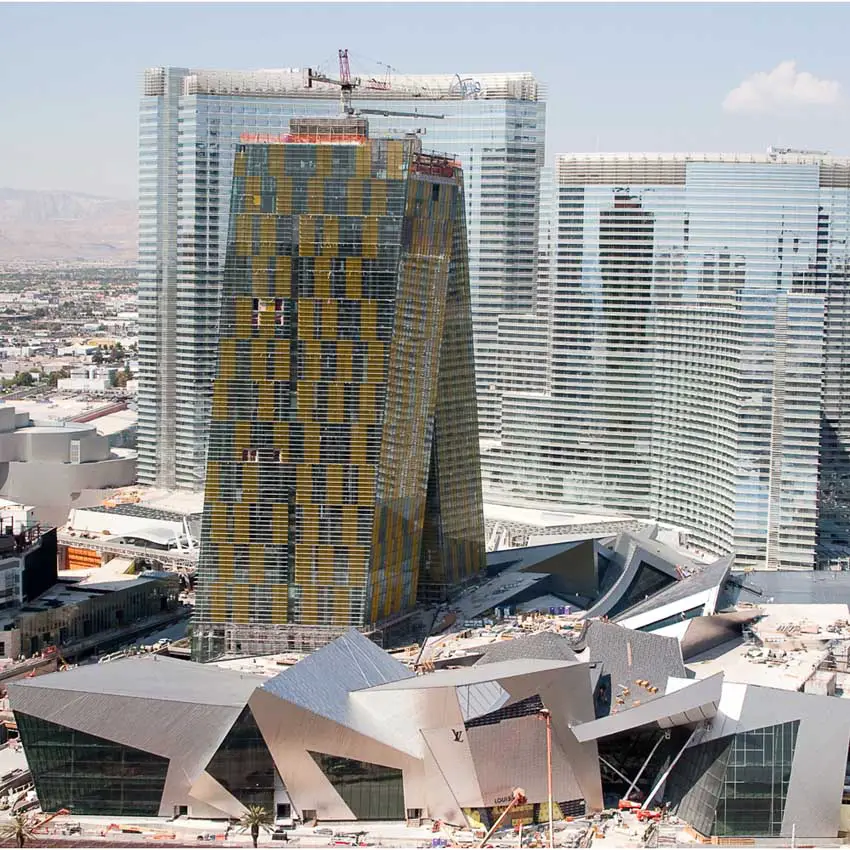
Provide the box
[192,133,485,660]
[138,69,545,489]
[668,721,799,838]
[485,154,850,570]
[605,563,675,618]
[15,712,169,816]
[205,706,275,810]
[308,751,404,820]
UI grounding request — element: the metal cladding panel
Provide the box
[537,662,604,812]
[8,686,244,818]
[614,556,732,623]
[421,725,484,809]
[702,683,850,839]
[351,687,465,757]
[187,770,248,819]
[474,630,579,666]
[363,658,579,691]
[466,714,583,807]
[493,668,580,707]
[249,687,419,821]
[577,620,687,716]
[262,629,411,727]
[571,673,723,742]
[457,681,510,721]
[421,742,466,824]
[678,611,762,661]
[6,655,262,706]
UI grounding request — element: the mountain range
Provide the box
[0,188,136,264]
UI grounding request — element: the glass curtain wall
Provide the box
[15,713,168,816]
[308,751,404,820]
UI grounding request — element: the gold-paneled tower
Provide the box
[192,120,485,661]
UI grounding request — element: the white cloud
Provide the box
[722,61,841,115]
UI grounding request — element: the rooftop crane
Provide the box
[307,48,444,121]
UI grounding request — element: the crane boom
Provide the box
[307,47,446,123]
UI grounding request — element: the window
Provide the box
[205,707,276,810]
[242,449,258,463]
[714,721,799,837]
[667,721,799,838]
[308,752,404,820]
[15,713,168,816]
[606,562,676,619]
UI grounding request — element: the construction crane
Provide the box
[307,49,359,116]
[307,48,444,121]
[365,60,397,91]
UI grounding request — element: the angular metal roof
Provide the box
[363,658,580,691]
[570,673,723,742]
[7,655,262,706]
[474,630,580,667]
[613,557,733,622]
[577,621,688,716]
[262,629,411,725]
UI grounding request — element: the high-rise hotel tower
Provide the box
[138,68,545,490]
[484,152,850,571]
[192,120,485,661]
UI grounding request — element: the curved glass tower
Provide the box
[138,68,545,490]
[485,152,850,570]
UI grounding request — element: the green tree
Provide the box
[13,372,34,388]
[239,805,273,848]
[113,368,134,388]
[50,366,71,387]
[91,350,103,365]
[0,813,37,847]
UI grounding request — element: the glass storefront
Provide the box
[15,712,168,816]
[205,706,276,810]
[714,720,799,837]
[309,751,404,820]
[668,720,799,837]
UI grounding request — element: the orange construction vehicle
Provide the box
[32,809,70,833]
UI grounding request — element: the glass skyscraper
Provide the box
[192,121,485,661]
[484,152,850,571]
[138,67,545,489]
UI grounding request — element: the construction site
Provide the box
[4,554,850,848]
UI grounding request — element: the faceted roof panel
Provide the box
[8,655,262,706]
[578,621,688,716]
[475,631,579,666]
[612,557,733,622]
[262,629,412,725]
[363,658,579,691]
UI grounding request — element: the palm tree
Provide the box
[0,813,37,848]
[239,805,274,848]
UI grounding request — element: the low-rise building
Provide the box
[57,365,117,393]
[0,520,180,660]
[5,564,180,658]
[0,405,136,527]
[8,624,850,840]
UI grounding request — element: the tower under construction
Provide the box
[192,119,486,661]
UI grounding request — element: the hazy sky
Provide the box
[3,2,850,199]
